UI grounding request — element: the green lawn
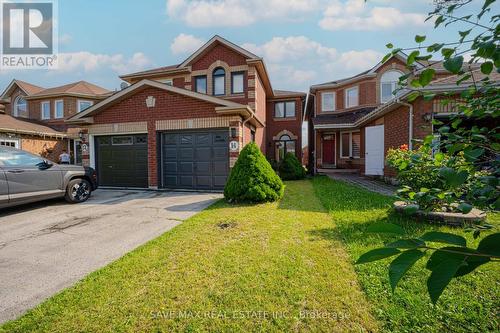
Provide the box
[2,178,498,332]
[1,180,378,332]
[312,176,500,333]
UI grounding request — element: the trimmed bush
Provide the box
[279,152,306,180]
[224,142,284,202]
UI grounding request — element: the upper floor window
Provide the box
[77,100,93,113]
[321,92,335,112]
[13,96,27,117]
[55,100,64,118]
[213,67,225,96]
[231,72,244,94]
[274,101,296,118]
[195,75,207,94]
[381,70,403,103]
[345,86,358,108]
[41,101,50,120]
[159,78,173,86]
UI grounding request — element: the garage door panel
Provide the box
[96,134,148,188]
[161,129,229,190]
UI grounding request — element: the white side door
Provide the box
[365,125,385,175]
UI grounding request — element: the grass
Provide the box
[1,180,378,332]
[312,175,500,333]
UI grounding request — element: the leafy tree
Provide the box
[224,142,284,202]
[358,0,499,303]
[278,152,306,180]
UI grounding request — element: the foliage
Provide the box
[386,145,490,212]
[357,222,500,304]
[224,142,284,202]
[361,0,500,304]
[278,152,306,180]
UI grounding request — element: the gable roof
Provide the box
[0,79,45,99]
[179,35,261,68]
[27,81,112,99]
[67,79,252,122]
[310,51,423,92]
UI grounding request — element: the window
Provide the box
[195,76,207,94]
[111,136,133,145]
[213,67,225,96]
[380,70,403,103]
[41,101,50,120]
[78,100,93,113]
[345,86,358,108]
[55,100,64,118]
[250,130,256,142]
[231,72,244,94]
[13,96,27,117]
[159,78,173,86]
[275,134,296,162]
[340,131,361,158]
[0,138,19,148]
[0,149,44,167]
[274,101,296,118]
[321,92,335,112]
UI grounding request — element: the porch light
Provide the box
[146,96,156,108]
[422,113,432,122]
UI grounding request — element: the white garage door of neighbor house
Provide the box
[365,125,384,176]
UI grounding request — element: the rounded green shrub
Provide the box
[224,142,284,202]
[279,152,306,180]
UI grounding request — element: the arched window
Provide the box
[213,67,225,96]
[275,134,296,162]
[380,70,404,103]
[14,96,27,117]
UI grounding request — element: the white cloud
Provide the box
[242,36,383,90]
[59,33,72,45]
[319,0,427,31]
[57,51,151,74]
[166,0,320,27]
[170,33,205,55]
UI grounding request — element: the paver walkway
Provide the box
[323,173,397,196]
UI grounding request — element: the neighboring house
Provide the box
[305,53,493,179]
[67,35,305,190]
[0,80,112,163]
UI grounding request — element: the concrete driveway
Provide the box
[0,189,221,324]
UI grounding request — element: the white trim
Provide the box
[68,79,247,121]
[54,99,64,118]
[13,95,27,117]
[345,86,359,108]
[77,100,94,113]
[41,101,51,120]
[0,137,20,148]
[340,130,361,159]
[321,91,335,112]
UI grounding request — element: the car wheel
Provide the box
[65,178,92,203]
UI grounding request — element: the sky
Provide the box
[0,0,483,93]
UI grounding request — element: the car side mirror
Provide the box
[37,160,53,170]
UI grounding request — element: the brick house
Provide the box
[0,79,111,162]
[305,53,493,179]
[67,36,305,190]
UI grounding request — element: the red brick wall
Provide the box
[92,87,226,187]
[191,43,247,71]
[265,97,303,162]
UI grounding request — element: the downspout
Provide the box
[398,99,413,150]
[241,111,254,144]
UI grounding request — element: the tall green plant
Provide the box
[358,0,499,304]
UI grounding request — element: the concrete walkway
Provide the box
[324,173,397,196]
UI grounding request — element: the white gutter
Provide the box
[241,112,254,144]
[398,99,414,150]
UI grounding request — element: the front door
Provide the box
[322,135,335,165]
[365,125,385,175]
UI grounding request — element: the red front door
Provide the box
[322,136,335,165]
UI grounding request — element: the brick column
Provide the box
[147,121,158,188]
